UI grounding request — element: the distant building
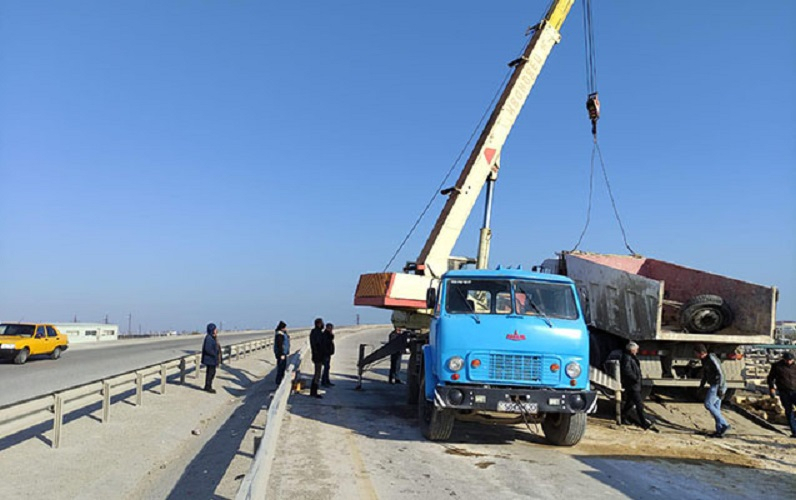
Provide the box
[53,323,119,344]
[775,320,796,341]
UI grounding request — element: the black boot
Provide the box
[310,381,323,399]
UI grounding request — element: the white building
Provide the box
[53,323,119,344]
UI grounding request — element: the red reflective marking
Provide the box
[484,148,496,165]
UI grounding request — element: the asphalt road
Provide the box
[268,328,792,500]
[0,330,286,407]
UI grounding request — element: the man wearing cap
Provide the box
[767,351,796,437]
[620,341,653,430]
[694,343,729,437]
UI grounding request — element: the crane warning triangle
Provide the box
[484,148,497,165]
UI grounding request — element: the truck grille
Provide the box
[489,354,542,382]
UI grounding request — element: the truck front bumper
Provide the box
[434,385,597,414]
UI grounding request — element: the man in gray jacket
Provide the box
[694,344,729,437]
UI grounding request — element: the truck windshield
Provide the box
[445,280,511,315]
[515,281,579,320]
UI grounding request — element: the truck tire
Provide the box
[680,295,733,333]
[14,348,30,365]
[541,412,586,446]
[418,378,454,441]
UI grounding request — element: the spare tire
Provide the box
[680,295,733,333]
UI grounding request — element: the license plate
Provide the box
[497,401,538,414]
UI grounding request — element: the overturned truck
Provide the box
[540,251,778,397]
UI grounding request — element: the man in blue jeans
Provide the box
[694,344,729,438]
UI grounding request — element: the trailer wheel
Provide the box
[418,378,454,441]
[680,295,733,333]
[541,412,586,446]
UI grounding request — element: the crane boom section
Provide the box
[416,1,573,277]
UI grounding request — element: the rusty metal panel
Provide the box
[565,254,663,341]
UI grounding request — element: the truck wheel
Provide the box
[14,348,30,365]
[418,378,454,441]
[50,347,62,360]
[541,412,586,446]
[680,295,733,333]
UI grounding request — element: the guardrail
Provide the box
[0,337,272,449]
[236,343,308,500]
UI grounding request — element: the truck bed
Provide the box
[543,252,776,344]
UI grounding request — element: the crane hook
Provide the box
[586,92,600,138]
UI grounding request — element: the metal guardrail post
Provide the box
[179,358,186,385]
[160,364,167,395]
[102,381,111,423]
[136,372,143,406]
[195,354,201,379]
[52,394,63,449]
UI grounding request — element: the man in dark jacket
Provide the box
[274,321,290,386]
[767,351,796,437]
[309,318,326,398]
[201,323,221,393]
[620,341,652,429]
[321,323,336,387]
[388,327,404,384]
[695,343,729,437]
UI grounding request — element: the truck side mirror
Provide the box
[426,287,437,310]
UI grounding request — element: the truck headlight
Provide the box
[565,361,582,379]
[447,356,464,372]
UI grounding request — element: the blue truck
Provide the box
[417,268,596,444]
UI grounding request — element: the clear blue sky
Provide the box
[1,1,794,332]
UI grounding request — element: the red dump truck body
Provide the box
[541,251,777,391]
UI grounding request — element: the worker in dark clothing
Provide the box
[388,327,404,384]
[767,351,796,437]
[201,323,221,393]
[695,343,729,437]
[309,318,326,398]
[321,323,336,387]
[620,341,653,430]
[273,321,290,386]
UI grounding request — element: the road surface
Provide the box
[0,330,275,406]
[268,327,795,500]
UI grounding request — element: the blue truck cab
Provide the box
[419,268,597,445]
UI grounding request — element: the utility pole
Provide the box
[104,313,108,325]
[356,314,360,326]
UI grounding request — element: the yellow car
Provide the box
[0,323,69,364]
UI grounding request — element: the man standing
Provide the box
[620,341,652,429]
[321,323,336,387]
[695,344,729,437]
[274,321,290,386]
[309,318,326,398]
[388,327,404,384]
[767,351,796,438]
[202,323,221,394]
